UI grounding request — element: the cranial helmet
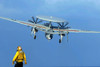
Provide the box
[17,46,22,51]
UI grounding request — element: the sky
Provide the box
[0,0,100,67]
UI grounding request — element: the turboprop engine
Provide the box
[45,33,53,40]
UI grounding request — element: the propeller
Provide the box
[58,22,70,43]
[28,16,42,38]
[58,22,70,29]
[28,16,42,24]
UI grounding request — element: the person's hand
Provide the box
[12,61,14,65]
[25,61,27,64]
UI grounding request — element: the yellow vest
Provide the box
[12,50,27,62]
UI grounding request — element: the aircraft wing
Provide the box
[0,17,100,34]
[46,28,100,34]
[67,29,100,33]
[0,17,50,30]
[0,17,34,26]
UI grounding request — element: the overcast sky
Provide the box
[0,0,100,67]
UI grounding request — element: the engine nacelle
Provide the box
[59,34,65,36]
[31,28,38,32]
[45,33,53,40]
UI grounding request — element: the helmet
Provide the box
[17,46,22,51]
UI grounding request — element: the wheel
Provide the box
[34,35,36,39]
[59,39,61,43]
[35,29,38,32]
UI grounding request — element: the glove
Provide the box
[25,61,27,64]
[12,61,14,65]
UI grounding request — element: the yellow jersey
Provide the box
[12,50,27,62]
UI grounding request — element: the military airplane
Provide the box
[0,15,100,43]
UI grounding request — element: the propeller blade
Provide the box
[31,27,33,31]
[37,20,42,23]
[28,20,34,23]
[62,22,64,26]
[36,18,38,23]
[31,27,34,36]
[58,23,62,27]
[66,27,71,29]
[64,22,69,27]
[32,16,35,22]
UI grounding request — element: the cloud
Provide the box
[43,0,100,9]
[0,0,100,18]
[44,0,65,5]
[0,3,22,16]
[37,0,100,15]
[86,0,100,8]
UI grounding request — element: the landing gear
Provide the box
[58,34,67,43]
[67,31,69,42]
[59,34,63,43]
[34,35,36,39]
[59,39,61,43]
[31,28,38,39]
